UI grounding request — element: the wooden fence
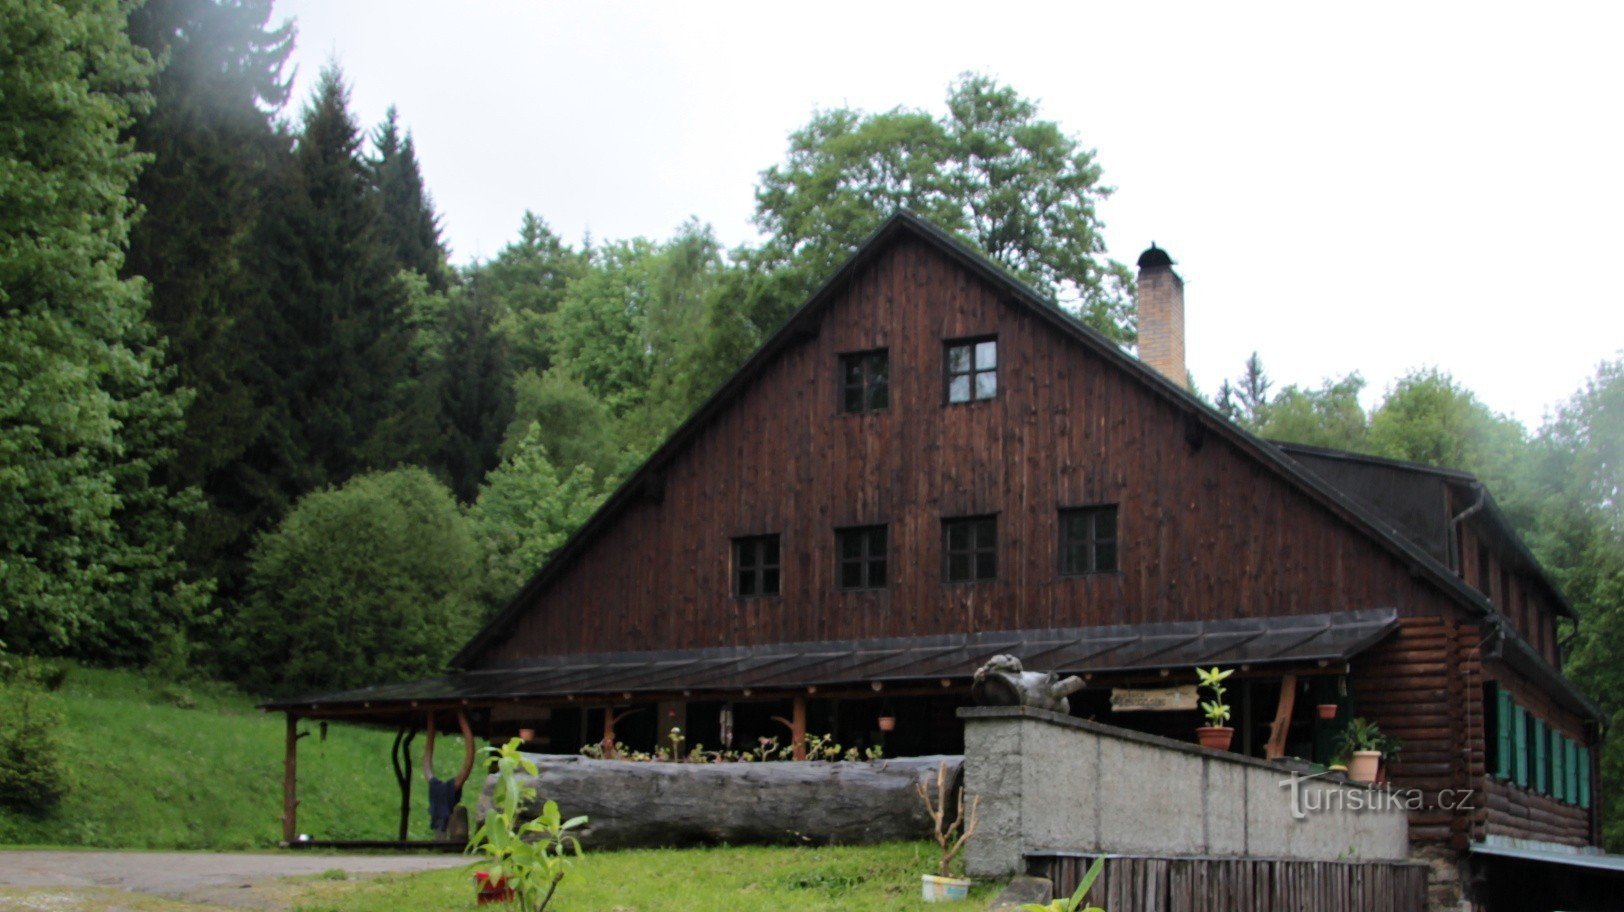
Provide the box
[1028,854,1428,912]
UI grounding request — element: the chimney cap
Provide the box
[1137,243,1174,270]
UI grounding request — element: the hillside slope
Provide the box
[0,666,438,849]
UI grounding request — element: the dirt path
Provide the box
[0,850,467,909]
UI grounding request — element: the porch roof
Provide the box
[263,609,1398,721]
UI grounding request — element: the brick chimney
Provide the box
[1136,244,1186,389]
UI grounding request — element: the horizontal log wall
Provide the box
[1348,617,1472,846]
[479,237,1474,664]
[1031,854,1427,912]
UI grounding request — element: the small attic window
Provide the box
[840,350,889,414]
[946,337,997,403]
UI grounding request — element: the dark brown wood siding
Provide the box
[475,238,1474,665]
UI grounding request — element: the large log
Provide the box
[479,754,963,849]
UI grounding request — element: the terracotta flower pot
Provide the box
[1348,750,1381,783]
[1317,703,1338,720]
[1196,725,1234,751]
[878,715,896,732]
[517,727,535,742]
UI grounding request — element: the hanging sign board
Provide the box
[1111,685,1199,713]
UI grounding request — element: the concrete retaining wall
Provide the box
[961,707,1410,877]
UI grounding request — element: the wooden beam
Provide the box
[1265,674,1298,760]
[792,695,807,761]
[282,715,300,844]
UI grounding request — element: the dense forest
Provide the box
[1,0,1620,848]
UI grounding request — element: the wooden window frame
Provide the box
[944,336,998,405]
[839,349,889,415]
[1059,504,1120,576]
[942,515,997,583]
[732,534,781,598]
[836,525,888,591]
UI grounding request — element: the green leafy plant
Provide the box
[1197,666,1234,727]
[1020,856,1106,911]
[468,738,587,911]
[1333,717,1386,757]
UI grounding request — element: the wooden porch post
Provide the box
[1265,674,1298,760]
[791,695,807,761]
[282,714,300,844]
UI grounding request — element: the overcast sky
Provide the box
[275,1,1622,428]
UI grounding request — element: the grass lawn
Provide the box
[0,843,1004,911]
[0,664,418,849]
[285,842,1003,912]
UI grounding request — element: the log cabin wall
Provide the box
[476,237,1489,665]
[1454,513,1561,668]
[1480,663,1594,847]
[1349,616,1483,847]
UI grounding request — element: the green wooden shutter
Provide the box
[1568,739,1581,803]
[1496,688,1513,778]
[1579,745,1592,808]
[1513,703,1529,787]
[1534,718,1549,793]
[1552,731,1566,802]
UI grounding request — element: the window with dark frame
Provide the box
[840,350,889,414]
[943,516,997,582]
[733,534,780,597]
[837,526,888,590]
[945,338,997,403]
[1060,505,1119,575]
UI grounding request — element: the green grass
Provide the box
[285,842,1004,912]
[0,664,412,849]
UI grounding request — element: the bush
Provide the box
[0,665,70,815]
[235,467,480,696]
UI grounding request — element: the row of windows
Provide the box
[838,337,998,415]
[1488,685,1590,807]
[731,506,1118,596]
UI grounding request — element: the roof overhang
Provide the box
[1468,839,1624,910]
[264,609,1398,722]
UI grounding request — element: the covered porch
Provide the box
[260,608,1399,847]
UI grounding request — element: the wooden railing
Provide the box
[1028,854,1428,912]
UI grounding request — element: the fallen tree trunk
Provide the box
[478,754,963,849]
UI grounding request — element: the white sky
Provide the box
[275,1,1623,428]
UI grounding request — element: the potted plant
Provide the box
[1333,717,1386,784]
[1195,666,1235,751]
[1316,703,1338,720]
[916,761,980,902]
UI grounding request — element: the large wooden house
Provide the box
[269,213,1612,909]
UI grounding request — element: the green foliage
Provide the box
[1196,666,1234,727]
[369,106,447,286]
[1367,368,1527,489]
[468,738,587,912]
[0,660,71,816]
[1255,374,1370,451]
[485,212,590,375]
[471,424,607,612]
[0,664,401,848]
[503,371,617,476]
[122,0,293,595]
[236,467,480,695]
[0,0,207,661]
[1333,717,1388,756]
[755,72,1134,343]
[1020,856,1106,912]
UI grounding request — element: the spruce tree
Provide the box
[122,0,293,586]
[232,66,412,557]
[369,106,447,287]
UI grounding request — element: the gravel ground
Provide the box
[0,850,466,909]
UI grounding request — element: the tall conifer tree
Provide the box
[369,107,447,287]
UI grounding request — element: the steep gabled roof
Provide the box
[451,212,1588,716]
[1277,442,1577,620]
